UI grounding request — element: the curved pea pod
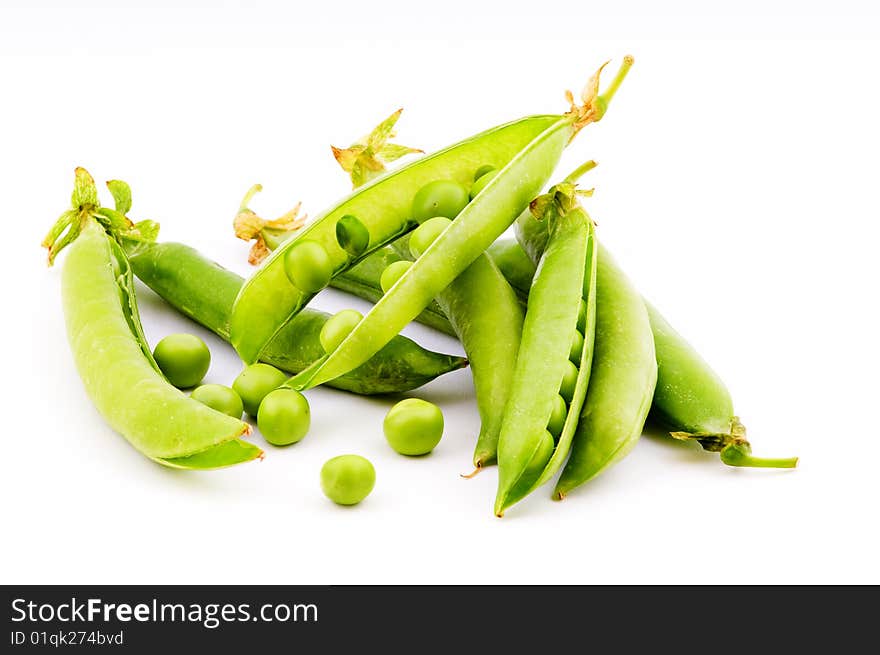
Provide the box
[234,57,633,368]
[648,305,798,468]
[230,114,561,364]
[126,241,467,394]
[494,208,597,515]
[554,250,657,497]
[486,238,536,303]
[45,170,259,468]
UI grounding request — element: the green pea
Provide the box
[320,309,363,353]
[547,394,567,437]
[560,360,578,403]
[380,260,412,293]
[153,333,211,388]
[569,329,584,363]
[283,240,333,293]
[233,363,289,417]
[383,398,444,456]
[473,164,495,181]
[257,388,311,446]
[411,180,469,222]
[320,454,376,506]
[191,384,244,419]
[469,169,498,200]
[577,298,588,332]
[409,217,452,258]
[336,214,370,258]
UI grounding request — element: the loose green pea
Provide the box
[383,398,444,456]
[409,217,452,258]
[257,388,311,446]
[191,384,244,419]
[547,394,567,437]
[380,260,413,293]
[560,360,578,403]
[284,240,333,293]
[411,180,469,222]
[320,455,376,506]
[153,333,211,388]
[233,363,289,417]
[320,309,363,353]
[473,164,495,181]
[570,329,584,363]
[577,298,588,332]
[469,169,498,200]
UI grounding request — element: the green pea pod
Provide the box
[554,249,657,496]
[44,169,260,469]
[125,240,467,394]
[231,57,633,366]
[495,207,597,515]
[285,57,632,391]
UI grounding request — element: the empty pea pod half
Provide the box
[42,169,260,469]
[282,57,634,391]
[494,199,598,515]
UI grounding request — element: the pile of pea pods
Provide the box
[42,56,797,515]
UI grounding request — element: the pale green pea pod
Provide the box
[45,169,260,469]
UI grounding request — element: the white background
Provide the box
[2,1,879,584]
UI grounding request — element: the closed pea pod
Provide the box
[43,169,259,469]
[232,57,633,368]
[285,57,633,391]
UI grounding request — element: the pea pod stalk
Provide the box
[43,169,261,469]
[284,57,634,391]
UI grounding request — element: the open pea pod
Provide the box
[494,205,597,515]
[44,169,260,469]
[283,58,633,390]
[230,115,559,364]
[231,57,633,366]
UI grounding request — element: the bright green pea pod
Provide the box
[231,58,633,366]
[486,238,535,303]
[230,115,560,364]
[554,250,657,497]
[125,241,467,394]
[45,170,259,468]
[495,207,597,515]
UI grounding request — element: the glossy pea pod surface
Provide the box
[126,241,467,394]
[230,114,562,364]
[495,207,597,515]
[60,219,259,469]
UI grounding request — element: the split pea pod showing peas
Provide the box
[284,57,634,391]
[125,240,467,395]
[230,58,632,372]
[43,170,260,469]
[494,205,597,516]
[324,111,524,472]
